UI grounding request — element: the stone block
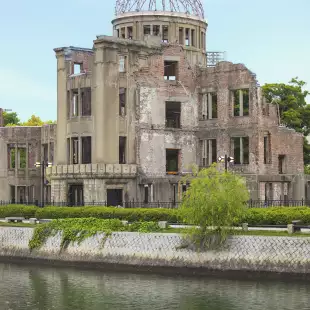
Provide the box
[114,164,121,174]
[158,221,168,229]
[106,164,114,173]
[68,165,74,173]
[287,224,294,235]
[62,165,68,174]
[86,164,92,173]
[79,164,86,173]
[98,164,106,174]
[122,164,130,174]
[29,218,37,224]
[91,164,98,173]
[242,223,248,232]
[52,166,57,174]
[131,165,137,174]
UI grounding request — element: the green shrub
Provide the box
[35,206,179,222]
[240,207,310,225]
[29,218,163,250]
[0,205,37,219]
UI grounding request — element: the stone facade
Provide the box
[0,6,306,205]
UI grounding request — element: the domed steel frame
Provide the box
[115,0,205,19]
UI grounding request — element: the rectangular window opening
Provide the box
[233,137,249,165]
[72,137,79,164]
[264,133,271,164]
[201,139,217,166]
[233,89,249,117]
[67,138,70,164]
[127,26,133,39]
[73,63,82,74]
[81,88,91,116]
[166,149,179,174]
[185,28,189,46]
[165,101,181,128]
[121,27,125,38]
[72,90,79,117]
[164,61,178,81]
[153,25,160,36]
[144,185,149,204]
[162,26,168,43]
[191,29,195,46]
[119,88,126,116]
[81,136,92,164]
[144,25,151,35]
[119,55,127,73]
[179,27,184,44]
[119,136,126,164]
[279,155,285,174]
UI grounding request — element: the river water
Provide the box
[0,263,309,310]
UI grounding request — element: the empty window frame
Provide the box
[72,137,79,164]
[127,26,133,39]
[143,25,151,35]
[153,25,160,36]
[179,27,184,44]
[67,138,70,164]
[232,137,249,164]
[73,63,82,74]
[119,55,127,73]
[119,136,126,164]
[119,88,126,116]
[72,90,79,117]
[81,136,91,164]
[185,28,190,46]
[162,26,168,42]
[233,89,249,117]
[191,29,195,47]
[164,61,178,81]
[201,139,217,167]
[278,155,285,174]
[202,93,217,120]
[120,27,125,38]
[8,147,26,169]
[165,101,181,128]
[144,185,149,204]
[81,88,91,116]
[264,133,271,164]
[166,149,179,174]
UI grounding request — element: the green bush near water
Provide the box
[29,218,163,250]
[2,205,310,226]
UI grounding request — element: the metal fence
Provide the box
[0,200,310,208]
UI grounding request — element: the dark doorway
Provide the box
[68,184,84,206]
[107,189,123,206]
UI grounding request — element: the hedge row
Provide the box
[0,205,179,222]
[2,205,310,225]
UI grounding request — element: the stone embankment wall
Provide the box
[1,227,310,274]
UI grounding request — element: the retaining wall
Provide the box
[1,227,310,274]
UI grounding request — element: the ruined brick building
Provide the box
[0,0,307,205]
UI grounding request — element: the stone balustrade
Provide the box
[46,163,137,179]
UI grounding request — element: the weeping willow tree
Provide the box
[179,164,249,249]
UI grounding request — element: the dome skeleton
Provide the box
[115,0,204,19]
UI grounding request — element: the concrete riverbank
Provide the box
[1,227,310,276]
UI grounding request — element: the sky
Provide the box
[0,0,309,122]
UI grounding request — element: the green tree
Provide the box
[262,78,310,167]
[179,164,249,249]
[2,111,20,126]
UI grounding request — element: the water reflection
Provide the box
[0,263,309,309]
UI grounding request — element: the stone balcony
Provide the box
[46,163,138,179]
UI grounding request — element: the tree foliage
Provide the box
[2,111,56,127]
[179,164,249,249]
[3,111,20,126]
[262,78,310,166]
